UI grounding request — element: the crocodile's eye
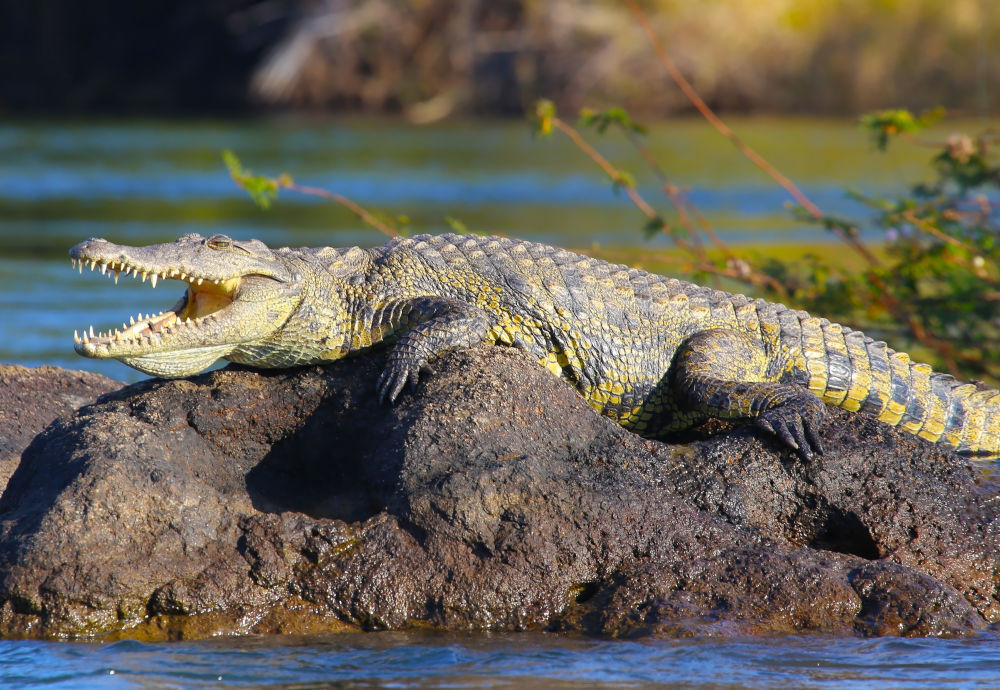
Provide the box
[207,235,232,250]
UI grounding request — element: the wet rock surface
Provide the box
[0,349,996,640]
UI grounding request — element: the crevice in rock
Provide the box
[809,506,880,560]
[574,580,601,604]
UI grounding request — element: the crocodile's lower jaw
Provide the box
[118,345,237,378]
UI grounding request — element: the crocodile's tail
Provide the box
[778,310,1000,459]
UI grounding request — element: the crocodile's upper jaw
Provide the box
[69,234,301,378]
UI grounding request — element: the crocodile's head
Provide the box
[70,233,306,377]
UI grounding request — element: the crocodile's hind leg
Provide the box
[671,328,826,459]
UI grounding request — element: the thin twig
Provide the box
[549,116,793,294]
[619,0,984,371]
[621,128,728,256]
[549,116,697,255]
[623,0,881,268]
[282,181,399,238]
[900,209,975,252]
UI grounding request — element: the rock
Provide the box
[0,364,120,494]
[0,348,996,640]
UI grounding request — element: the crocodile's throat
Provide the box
[70,255,241,359]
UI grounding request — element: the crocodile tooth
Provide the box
[141,271,148,283]
[196,277,203,286]
[73,330,80,344]
[89,325,95,338]
[100,262,107,275]
[114,270,120,284]
[129,315,135,326]
[150,274,158,288]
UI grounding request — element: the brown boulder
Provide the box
[0,364,120,494]
[0,349,995,639]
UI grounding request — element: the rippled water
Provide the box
[2,633,999,689]
[2,120,997,685]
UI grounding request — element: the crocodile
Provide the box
[69,232,1000,460]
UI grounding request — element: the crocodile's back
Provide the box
[366,233,753,433]
[358,234,1000,457]
[69,230,1000,459]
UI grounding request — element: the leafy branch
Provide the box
[534,101,787,295]
[222,150,402,237]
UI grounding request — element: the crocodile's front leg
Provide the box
[672,328,826,459]
[372,296,494,404]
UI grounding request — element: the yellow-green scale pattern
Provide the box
[70,231,1000,460]
[306,234,1000,458]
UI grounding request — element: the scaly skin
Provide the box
[69,232,1000,460]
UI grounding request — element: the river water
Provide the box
[2,632,1000,688]
[1,120,998,687]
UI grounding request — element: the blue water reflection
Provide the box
[1,633,998,689]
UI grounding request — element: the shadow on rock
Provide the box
[0,348,996,640]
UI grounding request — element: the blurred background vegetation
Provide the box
[1,0,996,118]
[1,0,998,386]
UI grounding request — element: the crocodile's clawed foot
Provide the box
[377,364,420,405]
[377,358,437,405]
[755,398,826,461]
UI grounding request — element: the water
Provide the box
[2,120,997,685]
[0,117,940,256]
[0,117,956,379]
[1,632,998,689]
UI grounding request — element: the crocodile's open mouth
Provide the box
[71,256,241,353]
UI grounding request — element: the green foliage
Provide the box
[579,107,648,135]
[222,150,289,209]
[932,136,1000,192]
[371,212,411,237]
[642,215,667,239]
[776,110,1000,381]
[789,206,860,239]
[533,99,557,137]
[610,169,637,194]
[858,106,943,151]
[444,216,469,234]
[535,99,1000,382]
